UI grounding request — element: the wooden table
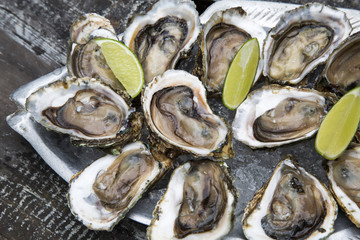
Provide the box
[1,0,359,239]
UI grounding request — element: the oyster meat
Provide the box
[26,77,143,148]
[142,69,232,158]
[147,159,237,240]
[232,84,334,148]
[67,13,123,91]
[123,0,200,84]
[242,156,337,239]
[67,141,170,231]
[263,3,352,84]
[196,1,266,93]
[327,144,360,227]
[324,32,360,92]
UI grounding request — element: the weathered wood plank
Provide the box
[0,0,158,67]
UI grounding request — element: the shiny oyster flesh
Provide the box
[324,32,360,92]
[123,0,200,85]
[67,141,170,231]
[253,98,325,142]
[142,69,232,159]
[327,144,360,227]
[147,159,237,240]
[232,84,334,148]
[25,77,143,148]
[196,2,266,93]
[263,3,352,84]
[243,156,337,240]
[67,13,124,91]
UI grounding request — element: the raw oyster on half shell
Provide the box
[263,3,352,85]
[242,155,337,240]
[67,141,170,231]
[142,69,233,159]
[326,144,360,227]
[195,1,266,94]
[123,0,200,85]
[147,159,237,240]
[323,32,360,93]
[26,77,143,148]
[232,84,335,148]
[67,13,124,91]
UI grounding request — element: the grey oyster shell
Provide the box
[123,0,200,85]
[66,13,123,91]
[195,0,266,94]
[323,32,360,93]
[25,77,143,149]
[147,159,237,240]
[263,3,352,85]
[326,144,360,228]
[142,69,233,159]
[242,155,337,240]
[232,84,336,148]
[67,141,171,231]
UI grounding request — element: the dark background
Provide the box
[1,0,359,239]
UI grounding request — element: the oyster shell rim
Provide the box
[141,69,231,157]
[232,84,336,148]
[262,2,352,85]
[122,0,201,76]
[195,3,267,94]
[242,155,338,240]
[146,159,237,240]
[322,31,360,91]
[66,13,119,81]
[25,76,144,148]
[66,141,167,231]
[326,144,360,228]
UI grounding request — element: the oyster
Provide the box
[232,84,335,148]
[123,0,200,85]
[326,144,360,227]
[243,156,337,239]
[67,141,170,231]
[147,159,237,240]
[69,13,117,45]
[263,3,352,85]
[67,13,123,91]
[323,32,360,92]
[142,69,233,159]
[196,1,266,94]
[25,77,143,148]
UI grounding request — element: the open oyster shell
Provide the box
[323,32,360,93]
[263,3,352,85]
[195,0,266,94]
[232,84,336,148]
[25,77,143,149]
[122,0,200,85]
[69,13,117,45]
[67,141,170,231]
[242,155,338,240]
[147,159,237,240]
[326,144,360,227]
[142,69,233,159]
[67,13,123,91]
